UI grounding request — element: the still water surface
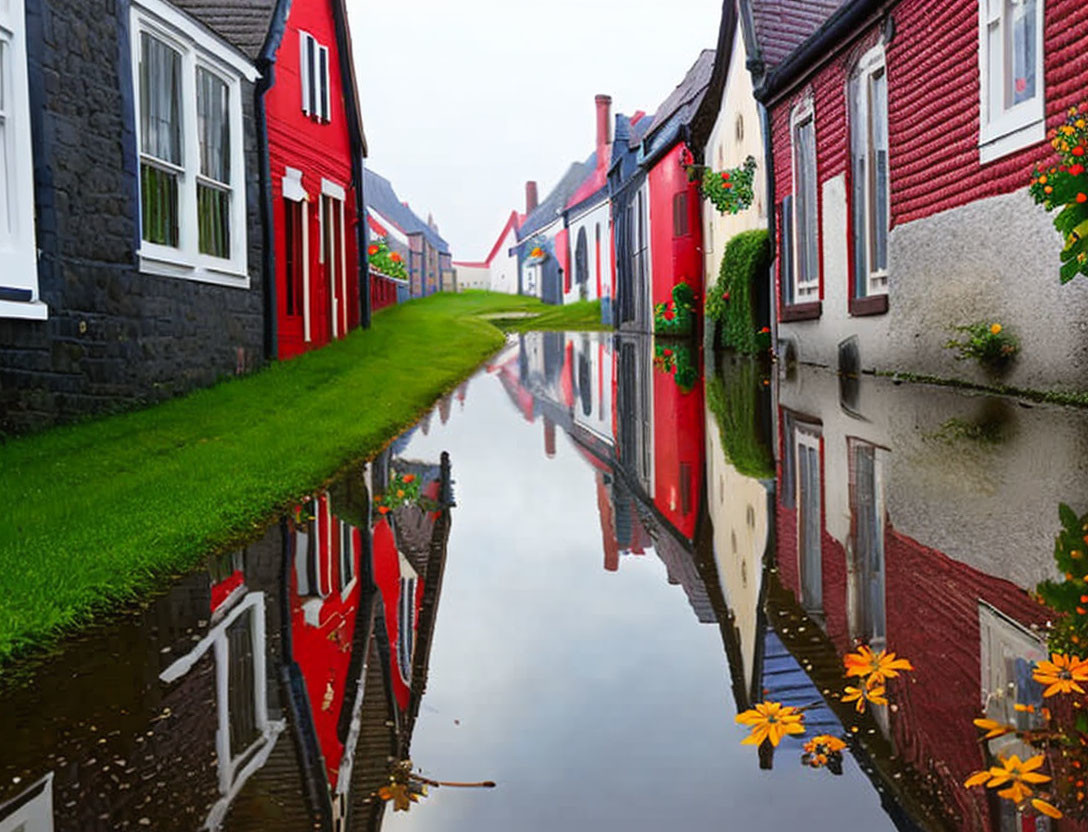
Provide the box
[3,331,1084,831]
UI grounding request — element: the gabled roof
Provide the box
[169,0,277,60]
[747,0,845,75]
[364,168,450,255]
[516,157,594,241]
[639,49,716,164]
[481,211,521,266]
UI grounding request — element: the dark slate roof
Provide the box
[516,156,595,241]
[639,49,716,163]
[748,0,846,74]
[169,0,278,60]
[364,168,451,255]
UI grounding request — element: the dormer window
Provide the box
[299,32,330,123]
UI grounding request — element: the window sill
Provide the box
[780,301,821,322]
[0,298,49,320]
[849,294,888,317]
[139,251,250,289]
[979,117,1046,164]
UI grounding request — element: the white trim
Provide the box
[302,198,311,342]
[367,207,410,246]
[131,8,250,287]
[338,195,347,335]
[0,0,41,316]
[321,177,346,201]
[0,299,47,320]
[299,30,312,116]
[282,166,307,202]
[849,44,890,298]
[790,97,820,302]
[976,0,1045,162]
[131,0,258,81]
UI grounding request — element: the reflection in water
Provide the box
[4,331,1088,829]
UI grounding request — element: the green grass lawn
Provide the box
[487,300,609,332]
[0,291,592,663]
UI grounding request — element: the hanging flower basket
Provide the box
[699,156,758,215]
[653,340,698,393]
[1030,104,1088,283]
[368,237,409,281]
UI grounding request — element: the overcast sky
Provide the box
[349,0,725,261]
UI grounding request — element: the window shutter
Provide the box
[319,45,329,123]
[781,195,794,306]
[306,35,317,117]
[300,33,311,115]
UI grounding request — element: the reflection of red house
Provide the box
[652,364,704,542]
[288,493,364,790]
[371,517,422,713]
[774,407,1062,830]
[268,0,367,359]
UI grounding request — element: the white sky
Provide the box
[349,0,724,260]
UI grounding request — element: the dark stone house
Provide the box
[0,0,268,433]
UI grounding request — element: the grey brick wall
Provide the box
[0,0,266,435]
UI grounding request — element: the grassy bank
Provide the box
[486,299,608,332]
[0,291,580,663]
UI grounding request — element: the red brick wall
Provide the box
[770,0,1088,304]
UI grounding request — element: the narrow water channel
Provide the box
[2,331,1085,831]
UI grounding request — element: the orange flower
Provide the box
[1032,798,1063,819]
[391,252,403,263]
[842,684,887,713]
[987,754,1050,804]
[368,244,380,256]
[990,323,1002,335]
[843,645,914,685]
[735,701,806,747]
[377,505,390,515]
[403,474,416,483]
[973,718,1014,739]
[1033,653,1088,697]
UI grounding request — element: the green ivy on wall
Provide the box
[705,356,774,480]
[705,229,771,354]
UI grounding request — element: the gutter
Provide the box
[254,0,292,363]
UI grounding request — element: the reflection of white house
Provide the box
[569,333,614,446]
[159,591,285,830]
[704,407,770,697]
[0,774,53,832]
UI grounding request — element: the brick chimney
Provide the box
[525,180,539,214]
[595,94,612,170]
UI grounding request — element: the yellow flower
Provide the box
[964,769,994,788]
[1077,119,1086,130]
[987,754,1051,804]
[735,701,806,747]
[1033,653,1088,697]
[1062,125,1076,136]
[990,323,1002,335]
[843,645,914,685]
[1032,798,1063,819]
[842,684,887,713]
[973,717,1014,739]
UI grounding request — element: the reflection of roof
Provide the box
[364,169,450,254]
[748,0,845,75]
[640,50,716,163]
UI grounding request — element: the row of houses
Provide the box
[472,0,1088,391]
[0,0,456,433]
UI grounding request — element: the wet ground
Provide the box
[2,331,1086,830]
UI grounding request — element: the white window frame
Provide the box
[849,45,890,298]
[299,31,330,123]
[131,0,255,288]
[320,178,347,339]
[977,0,1046,163]
[0,0,45,320]
[790,98,820,302]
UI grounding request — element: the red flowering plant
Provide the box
[700,156,758,215]
[654,281,697,336]
[653,340,698,392]
[1030,105,1088,283]
[368,237,409,281]
[373,471,421,518]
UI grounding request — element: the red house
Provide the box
[745,0,1088,390]
[619,49,721,334]
[264,0,367,359]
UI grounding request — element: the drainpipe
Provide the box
[254,0,292,363]
[759,100,777,348]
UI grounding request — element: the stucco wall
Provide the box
[564,201,611,304]
[489,224,519,295]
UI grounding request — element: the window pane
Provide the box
[1006,0,1036,107]
[780,196,794,306]
[198,183,230,257]
[0,39,9,241]
[307,36,316,119]
[870,69,889,274]
[319,46,328,122]
[795,119,819,287]
[987,20,1003,118]
[197,68,229,183]
[849,76,867,295]
[673,191,689,236]
[141,163,179,246]
[139,33,181,165]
